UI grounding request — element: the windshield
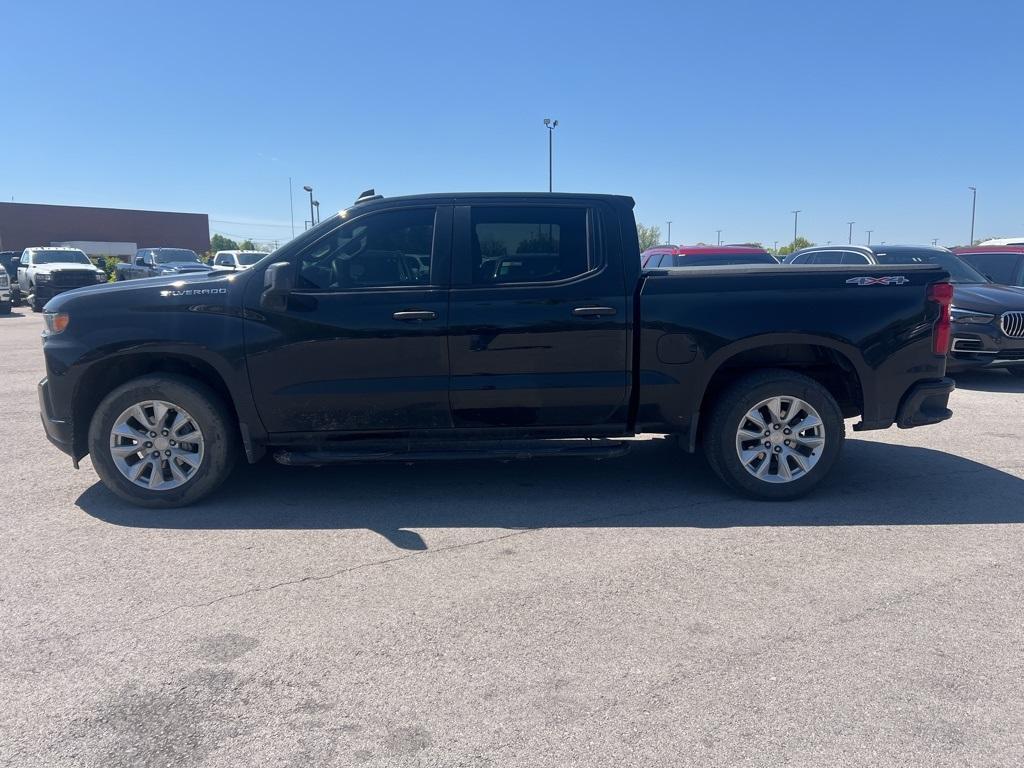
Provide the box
[872,250,988,284]
[153,249,200,264]
[237,252,268,265]
[34,250,91,265]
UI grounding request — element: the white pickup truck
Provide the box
[17,247,106,312]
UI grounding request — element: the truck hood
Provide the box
[45,269,249,311]
[33,263,104,274]
[952,283,1024,313]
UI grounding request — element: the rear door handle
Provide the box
[572,306,617,317]
[393,310,437,322]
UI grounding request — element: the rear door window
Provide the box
[468,206,591,285]
[810,251,844,264]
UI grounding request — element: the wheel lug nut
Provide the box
[152,451,160,458]
[783,428,791,435]
[784,439,791,446]
[161,429,168,436]
[764,430,770,437]
[774,446,782,453]
[773,424,780,430]
[165,450,171,456]
[149,432,157,438]
[764,441,772,448]
[169,440,176,447]
[144,441,152,448]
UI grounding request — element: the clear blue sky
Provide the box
[4,0,1022,248]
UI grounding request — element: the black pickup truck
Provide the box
[37,191,955,508]
[115,248,212,281]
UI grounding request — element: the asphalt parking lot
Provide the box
[2,308,1024,768]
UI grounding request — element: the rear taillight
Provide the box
[928,281,953,355]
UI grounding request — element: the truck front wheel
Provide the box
[88,374,238,508]
[703,369,844,500]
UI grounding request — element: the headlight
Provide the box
[950,307,995,324]
[35,273,52,282]
[43,312,70,335]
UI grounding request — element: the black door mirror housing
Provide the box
[261,261,294,310]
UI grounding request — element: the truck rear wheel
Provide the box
[703,369,844,500]
[88,374,238,508]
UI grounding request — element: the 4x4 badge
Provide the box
[845,276,909,286]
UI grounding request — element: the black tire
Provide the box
[88,374,239,508]
[703,369,845,500]
[31,290,43,312]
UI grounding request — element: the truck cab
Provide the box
[211,250,270,270]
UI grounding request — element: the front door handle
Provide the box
[393,310,437,322]
[572,306,617,317]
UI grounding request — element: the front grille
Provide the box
[1001,311,1024,339]
[51,270,96,289]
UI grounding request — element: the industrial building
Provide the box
[0,202,209,258]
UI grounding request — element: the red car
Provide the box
[952,245,1024,288]
[642,245,777,268]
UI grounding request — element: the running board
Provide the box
[273,438,630,466]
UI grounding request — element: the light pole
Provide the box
[932,238,939,246]
[543,118,558,192]
[303,185,315,230]
[313,200,320,225]
[716,229,722,246]
[866,229,873,245]
[847,221,855,244]
[773,240,778,253]
[289,177,295,238]
[666,220,672,245]
[791,210,801,245]
[969,186,977,245]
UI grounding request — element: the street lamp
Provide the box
[313,200,320,225]
[543,118,558,192]
[847,221,855,244]
[932,238,939,246]
[716,229,722,246]
[666,220,672,244]
[969,186,977,245]
[791,210,801,245]
[303,185,315,230]
[866,229,873,245]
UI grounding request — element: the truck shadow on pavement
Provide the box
[77,438,1024,550]
[951,370,1024,393]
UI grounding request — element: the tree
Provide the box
[777,236,815,256]
[636,223,662,252]
[239,239,258,250]
[210,234,239,252]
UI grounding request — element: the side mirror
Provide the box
[135,257,145,266]
[261,261,294,310]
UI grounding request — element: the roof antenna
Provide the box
[355,188,383,204]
